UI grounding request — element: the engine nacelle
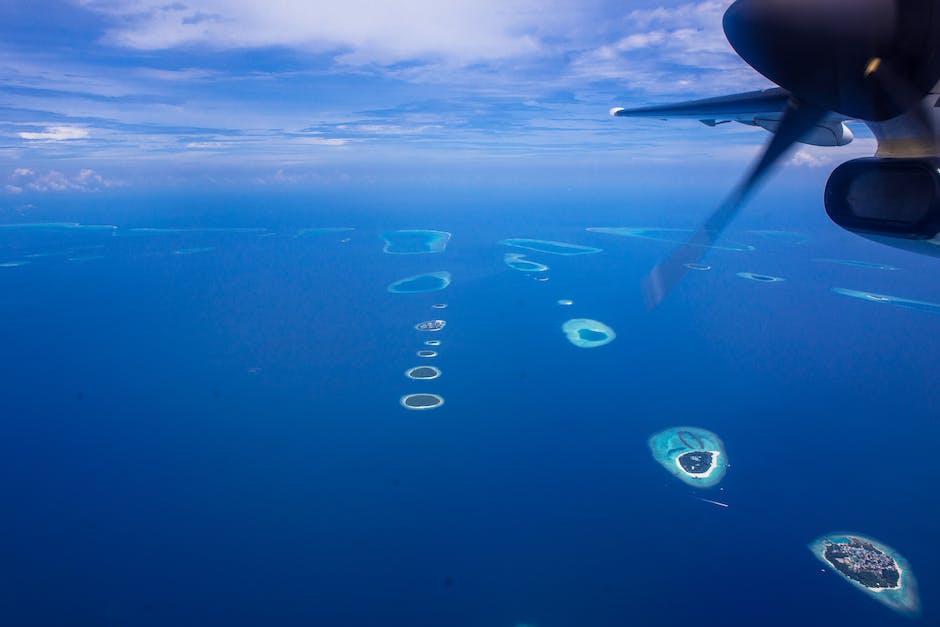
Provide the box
[825,157,940,257]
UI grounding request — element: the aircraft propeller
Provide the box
[643,0,940,308]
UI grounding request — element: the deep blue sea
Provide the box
[1,180,938,626]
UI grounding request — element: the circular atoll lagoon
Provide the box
[504,253,549,272]
[432,303,448,309]
[415,319,446,331]
[416,350,438,358]
[381,230,451,254]
[561,318,615,348]
[425,340,441,346]
[648,426,728,488]
[736,271,784,282]
[809,533,920,616]
[684,263,711,271]
[400,393,444,410]
[406,366,441,380]
[388,271,451,294]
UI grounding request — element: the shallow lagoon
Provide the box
[388,271,452,294]
[381,229,451,254]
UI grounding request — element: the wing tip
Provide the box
[609,107,625,117]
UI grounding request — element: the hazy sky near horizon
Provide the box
[1,0,876,193]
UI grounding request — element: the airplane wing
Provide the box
[611,87,854,146]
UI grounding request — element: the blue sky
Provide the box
[1,0,876,193]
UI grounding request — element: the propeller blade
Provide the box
[643,98,828,308]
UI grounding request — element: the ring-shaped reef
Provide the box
[388,271,451,294]
[381,230,450,254]
[809,533,920,616]
[587,227,754,252]
[405,366,441,380]
[557,299,574,306]
[400,393,444,410]
[561,318,615,348]
[415,319,446,332]
[648,426,728,488]
[416,350,438,358]
[504,253,549,272]
[425,340,441,346]
[500,238,601,256]
[432,303,448,309]
[832,287,940,315]
[684,263,711,271]
[737,271,784,282]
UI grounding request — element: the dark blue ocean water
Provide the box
[1,182,938,626]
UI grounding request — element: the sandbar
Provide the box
[500,238,601,256]
[561,318,615,348]
[381,230,450,254]
[648,426,728,488]
[809,533,919,616]
[388,271,451,294]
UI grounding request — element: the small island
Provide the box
[809,533,920,616]
[415,319,446,331]
[648,426,728,488]
[561,318,615,348]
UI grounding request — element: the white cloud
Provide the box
[4,168,118,192]
[790,150,827,167]
[80,0,561,63]
[18,126,90,141]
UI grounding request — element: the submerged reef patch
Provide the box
[561,318,615,348]
[588,227,754,251]
[648,426,728,488]
[809,533,920,616]
[381,230,450,254]
[500,238,601,256]
[813,258,899,271]
[504,253,549,272]
[832,288,940,315]
[388,271,451,294]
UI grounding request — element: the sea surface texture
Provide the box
[0,189,938,627]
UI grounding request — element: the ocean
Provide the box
[0,180,937,626]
